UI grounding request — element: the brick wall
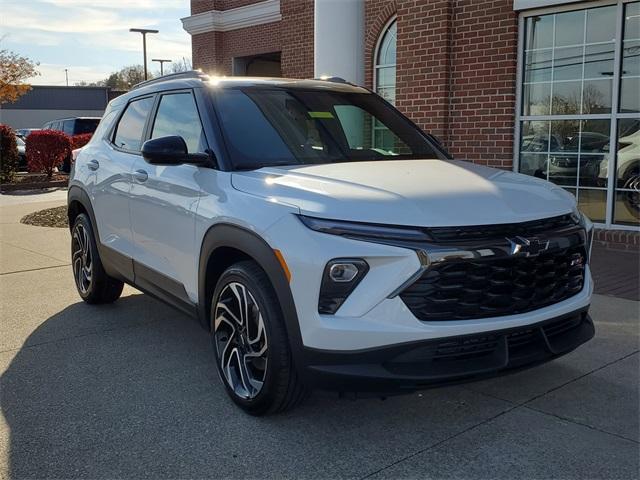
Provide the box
[448,0,518,168]
[190,0,518,168]
[280,0,314,78]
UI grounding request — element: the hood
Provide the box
[231,159,576,227]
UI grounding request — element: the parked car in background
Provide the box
[43,117,101,172]
[43,117,101,136]
[16,137,27,171]
[68,72,595,415]
[15,128,40,140]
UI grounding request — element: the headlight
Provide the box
[298,215,431,243]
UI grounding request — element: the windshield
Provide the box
[16,137,25,146]
[211,88,443,170]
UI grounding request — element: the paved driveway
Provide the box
[0,193,638,479]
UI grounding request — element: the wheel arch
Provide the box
[67,185,97,235]
[198,223,305,367]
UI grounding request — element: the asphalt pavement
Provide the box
[0,191,638,479]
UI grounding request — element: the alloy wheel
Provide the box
[213,282,268,399]
[72,223,93,294]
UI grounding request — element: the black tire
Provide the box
[71,213,124,304]
[211,260,308,415]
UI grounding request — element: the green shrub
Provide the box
[0,124,19,183]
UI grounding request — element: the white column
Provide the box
[314,0,365,86]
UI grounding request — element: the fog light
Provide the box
[329,263,359,282]
[319,259,369,314]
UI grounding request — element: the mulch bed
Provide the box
[20,205,68,228]
[1,173,68,192]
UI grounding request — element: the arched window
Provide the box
[374,19,397,105]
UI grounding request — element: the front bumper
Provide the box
[301,308,594,393]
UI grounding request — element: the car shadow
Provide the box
[1,293,635,478]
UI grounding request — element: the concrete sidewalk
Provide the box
[0,194,638,479]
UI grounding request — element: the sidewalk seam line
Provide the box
[362,350,639,478]
[1,239,70,263]
[0,264,70,276]
[523,405,639,444]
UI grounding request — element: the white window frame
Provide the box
[514,0,640,230]
[373,16,397,148]
[373,15,397,100]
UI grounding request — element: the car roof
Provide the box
[111,71,371,107]
[46,117,101,122]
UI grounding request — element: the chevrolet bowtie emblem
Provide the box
[507,236,550,257]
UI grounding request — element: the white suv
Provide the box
[68,72,595,415]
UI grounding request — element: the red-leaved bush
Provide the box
[70,133,93,150]
[25,130,71,178]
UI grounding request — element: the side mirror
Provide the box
[141,136,211,166]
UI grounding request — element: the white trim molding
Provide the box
[513,0,584,10]
[181,0,281,35]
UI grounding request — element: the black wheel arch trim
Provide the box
[67,185,134,282]
[198,223,305,370]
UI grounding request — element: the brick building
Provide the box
[183,0,639,230]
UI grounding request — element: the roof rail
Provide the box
[131,70,209,90]
[314,76,349,84]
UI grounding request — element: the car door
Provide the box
[128,90,206,305]
[88,96,155,280]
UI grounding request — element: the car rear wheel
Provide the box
[211,260,308,415]
[71,213,124,304]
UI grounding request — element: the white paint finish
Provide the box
[231,159,577,227]
[314,0,365,85]
[0,109,105,130]
[249,210,593,351]
[75,140,136,257]
[128,159,202,301]
[70,81,593,354]
[181,0,281,35]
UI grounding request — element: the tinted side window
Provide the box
[75,118,100,134]
[113,96,154,152]
[63,120,74,135]
[151,93,206,153]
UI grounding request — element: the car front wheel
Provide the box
[211,260,308,415]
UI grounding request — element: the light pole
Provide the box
[64,68,68,86]
[152,58,172,76]
[129,28,159,80]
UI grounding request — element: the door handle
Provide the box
[87,159,100,171]
[133,169,148,183]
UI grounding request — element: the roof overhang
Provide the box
[181,0,281,35]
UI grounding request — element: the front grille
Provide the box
[425,214,578,243]
[400,247,585,321]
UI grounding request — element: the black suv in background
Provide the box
[43,117,101,172]
[43,117,101,136]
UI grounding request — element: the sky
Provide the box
[1,0,192,86]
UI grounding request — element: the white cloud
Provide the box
[41,0,185,9]
[2,3,159,34]
[0,0,192,84]
[28,63,116,85]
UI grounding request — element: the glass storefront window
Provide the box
[518,2,640,228]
